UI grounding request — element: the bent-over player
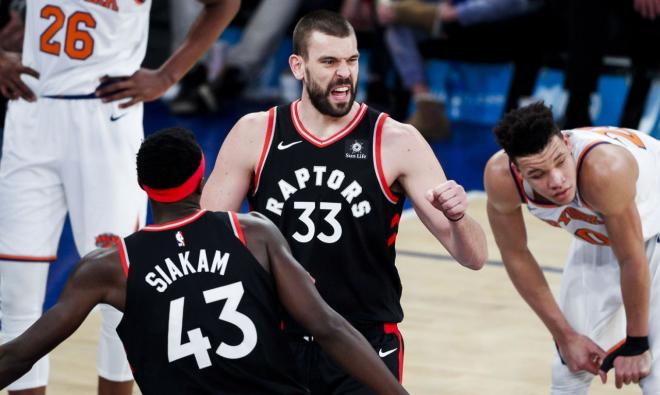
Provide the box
[485,102,660,393]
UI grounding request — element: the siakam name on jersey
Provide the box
[145,249,231,293]
[265,166,371,218]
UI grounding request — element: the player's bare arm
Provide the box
[578,145,652,388]
[95,0,241,108]
[201,111,271,211]
[484,152,606,374]
[0,10,24,53]
[381,117,487,269]
[238,212,409,395]
[0,49,38,102]
[0,247,126,389]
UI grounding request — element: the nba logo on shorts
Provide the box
[175,231,185,247]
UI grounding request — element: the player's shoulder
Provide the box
[581,142,636,175]
[81,245,120,264]
[379,116,427,152]
[223,110,272,153]
[234,212,288,269]
[234,110,271,133]
[74,246,124,283]
[484,149,512,180]
[578,143,638,197]
[235,211,272,228]
[234,212,280,241]
[484,150,522,208]
[381,116,420,140]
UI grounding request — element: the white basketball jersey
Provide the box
[23,0,151,96]
[512,127,660,245]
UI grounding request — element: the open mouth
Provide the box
[330,85,351,101]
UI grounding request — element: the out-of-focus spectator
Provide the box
[342,0,399,114]
[376,0,546,139]
[560,0,660,129]
[171,0,342,115]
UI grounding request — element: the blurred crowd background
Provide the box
[4,0,660,142]
[2,0,660,306]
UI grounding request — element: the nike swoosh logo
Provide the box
[378,348,398,358]
[277,141,302,150]
[110,113,128,122]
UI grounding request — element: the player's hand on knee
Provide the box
[558,333,606,375]
[425,180,467,222]
[0,51,38,102]
[96,69,172,108]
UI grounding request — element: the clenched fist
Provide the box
[425,180,467,222]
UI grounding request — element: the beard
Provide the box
[304,71,357,118]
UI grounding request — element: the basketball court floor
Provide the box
[0,195,640,395]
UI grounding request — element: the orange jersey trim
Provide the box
[607,338,626,354]
[0,254,57,262]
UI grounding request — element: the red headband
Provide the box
[141,154,205,203]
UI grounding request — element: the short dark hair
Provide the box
[292,10,354,58]
[137,127,202,189]
[493,102,562,160]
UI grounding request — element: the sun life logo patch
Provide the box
[345,139,368,160]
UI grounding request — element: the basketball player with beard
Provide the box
[0,127,410,395]
[201,10,488,394]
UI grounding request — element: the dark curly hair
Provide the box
[137,127,202,189]
[493,102,562,161]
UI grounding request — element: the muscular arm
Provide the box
[240,213,408,395]
[381,118,487,269]
[580,145,649,337]
[0,248,125,389]
[485,152,604,373]
[96,0,240,106]
[201,111,270,211]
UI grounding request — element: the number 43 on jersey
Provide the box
[167,282,258,369]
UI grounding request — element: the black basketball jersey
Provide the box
[248,101,406,329]
[115,210,308,395]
